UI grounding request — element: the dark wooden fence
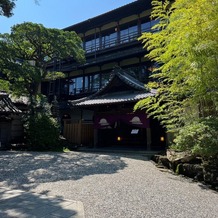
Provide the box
[63,120,94,146]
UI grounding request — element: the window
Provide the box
[141,19,159,33]
[68,74,102,95]
[141,21,150,32]
[85,37,100,53]
[90,74,100,92]
[84,76,89,92]
[120,28,129,43]
[150,19,159,32]
[120,24,138,44]
[128,25,138,41]
[102,32,117,49]
[125,65,151,84]
[69,77,83,95]
[85,39,95,53]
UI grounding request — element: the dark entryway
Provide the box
[97,121,147,150]
[150,118,166,150]
[0,122,11,148]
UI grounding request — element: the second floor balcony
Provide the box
[84,19,158,54]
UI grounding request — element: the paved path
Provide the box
[0,151,217,218]
[0,187,84,218]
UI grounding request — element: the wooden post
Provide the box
[94,128,98,148]
[146,128,151,151]
[78,120,82,145]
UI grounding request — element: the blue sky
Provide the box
[0,0,135,33]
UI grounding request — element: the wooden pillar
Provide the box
[93,110,98,148]
[146,128,151,151]
[94,129,98,148]
[78,120,82,145]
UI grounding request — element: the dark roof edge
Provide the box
[69,66,150,105]
[0,93,21,114]
[115,67,149,91]
[63,0,151,32]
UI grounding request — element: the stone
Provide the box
[166,149,202,171]
[202,156,218,187]
[151,155,171,169]
[176,163,203,181]
[158,155,171,169]
[151,154,160,163]
[166,149,196,163]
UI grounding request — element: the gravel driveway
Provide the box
[0,151,217,218]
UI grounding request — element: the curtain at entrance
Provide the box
[94,112,149,129]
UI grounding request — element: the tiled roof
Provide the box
[74,91,154,106]
[90,67,149,97]
[69,67,154,107]
[115,69,147,91]
[64,0,151,33]
[0,92,21,114]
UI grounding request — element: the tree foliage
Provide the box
[27,113,60,151]
[0,0,40,17]
[0,0,16,17]
[171,117,218,157]
[135,0,218,131]
[135,0,218,157]
[0,22,85,114]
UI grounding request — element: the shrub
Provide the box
[27,114,60,151]
[171,117,218,158]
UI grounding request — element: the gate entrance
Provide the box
[98,121,147,149]
[95,112,149,149]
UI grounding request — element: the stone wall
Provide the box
[152,149,218,190]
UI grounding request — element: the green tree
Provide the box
[135,0,218,156]
[0,0,16,17]
[0,0,40,17]
[135,0,218,129]
[27,113,60,151]
[0,22,85,150]
[0,22,85,114]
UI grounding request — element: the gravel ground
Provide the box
[0,151,217,218]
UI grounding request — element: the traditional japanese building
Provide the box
[43,0,166,151]
[0,92,23,149]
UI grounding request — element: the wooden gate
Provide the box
[63,120,94,146]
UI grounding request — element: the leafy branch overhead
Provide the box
[0,0,16,17]
[135,0,218,157]
[0,0,40,17]
[135,0,218,131]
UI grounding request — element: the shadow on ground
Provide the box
[0,151,127,191]
[0,187,83,218]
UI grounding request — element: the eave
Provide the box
[63,0,151,33]
[69,67,154,107]
[0,92,21,114]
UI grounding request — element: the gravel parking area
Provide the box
[0,151,217,218]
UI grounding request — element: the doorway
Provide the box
[97,121,147,150]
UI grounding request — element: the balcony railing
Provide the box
[85,30,139,54]
[85,24,158,54]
